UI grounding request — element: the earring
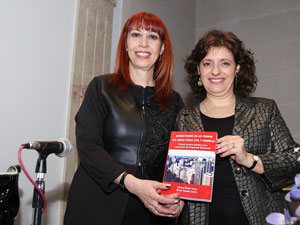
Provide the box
[198,76,203,87]
[197,65,202,87]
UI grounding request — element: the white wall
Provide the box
[0,1,77,224]
[111,0,196,103]
[196,0,300,143]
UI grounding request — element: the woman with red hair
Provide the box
[64,12,184,225]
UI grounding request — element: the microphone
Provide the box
[22,138,72,157]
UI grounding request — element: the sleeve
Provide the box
[258,100,300,191]
[75,77,126,193]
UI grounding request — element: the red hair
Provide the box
[109,12,174,110]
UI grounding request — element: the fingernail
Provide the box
[172,211,176,215]
[215,150,218,153]
[168,215,173,217]
[166,184,171,188]
[220,154,223,157]
[174,200,179,203]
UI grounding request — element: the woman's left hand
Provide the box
[124,175,181,217]
[216,135,264,174]
[160,194,185,217]
[216,135,248,165]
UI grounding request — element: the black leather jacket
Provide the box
[64,74,184,225]
[76,74,184,187]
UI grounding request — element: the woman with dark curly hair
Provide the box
[176,30,300,225]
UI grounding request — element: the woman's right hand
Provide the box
[124,174,181,217]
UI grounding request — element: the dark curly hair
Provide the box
[185,29,257,100]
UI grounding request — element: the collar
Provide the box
[185,95,256,135]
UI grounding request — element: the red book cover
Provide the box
[161,131,217,202]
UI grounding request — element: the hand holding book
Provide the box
[161,131,218,202]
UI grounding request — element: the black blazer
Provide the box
[176,96,300,225]
[64,75,183,225]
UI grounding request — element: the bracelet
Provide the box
[119,172,128,190]
[248,155,259,170]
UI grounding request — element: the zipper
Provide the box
[137,87,145,167]
[137,87,149,225]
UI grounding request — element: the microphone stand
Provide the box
[32,152,48,225]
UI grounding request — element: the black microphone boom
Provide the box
[22,138,72,157]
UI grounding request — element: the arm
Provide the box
[218,100,300,191]
[75,77,125,193]
[258,100,300,191]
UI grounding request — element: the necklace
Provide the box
[201,100,235,118]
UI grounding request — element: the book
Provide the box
[161,131,218,202]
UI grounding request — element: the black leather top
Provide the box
[64,74,184,225]
[98,75,183,167]
[75,74,184,188]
